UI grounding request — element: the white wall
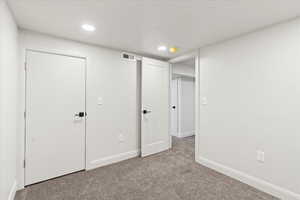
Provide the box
[179,77,195,137]
[173,63,195,77]
[0,0,19,199]
[18,30,139,188]
[198,18,300,200]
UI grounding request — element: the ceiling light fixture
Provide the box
[169,47,178,53]
[157,45,167,51]
[81,24,96,32]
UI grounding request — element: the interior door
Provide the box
[25,50,86,185]
[141,57,170,157]
[171,79,178,136]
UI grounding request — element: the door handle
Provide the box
[75,112,86,117]
[172,106,176,109]
[142,110,152,114]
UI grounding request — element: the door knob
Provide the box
[142,110,152,114]
[172,106,176,109]
[75,112,85,117]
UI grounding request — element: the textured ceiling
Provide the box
[8,0,300,59]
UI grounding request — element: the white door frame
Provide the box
[168,50,200,161]
[24,49,88,185]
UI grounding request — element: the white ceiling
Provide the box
[8,0,300,59]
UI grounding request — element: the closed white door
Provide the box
[25,50,86,185]
[141,58,170,157]
[171,79,178,136]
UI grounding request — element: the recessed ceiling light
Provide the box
[81,24,96,32]
[169,47,178,53]
[158,45,167,51]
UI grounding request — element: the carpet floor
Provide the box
[15,136,279,200]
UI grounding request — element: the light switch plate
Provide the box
[257,150,265,163]
[119,134,125,143]
[97,97,103,105]
[261,151,265,163]
[202,97,208,105]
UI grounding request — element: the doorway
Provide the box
[169,54,198,159]
[171,59,195,138]
[25,50,86,185]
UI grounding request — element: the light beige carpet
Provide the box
[15,136,278,200]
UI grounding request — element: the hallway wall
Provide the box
[171,76,195,138]
[179,77,195,137]
[0,0,19,199]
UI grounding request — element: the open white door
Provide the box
[171,79,178,136]
[25,50,86,185]
[141,57,170,157]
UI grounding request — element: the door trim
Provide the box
[24,49,87,185]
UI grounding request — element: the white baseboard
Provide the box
[8,180,17,200]
[87,150,139,170]
[197,157,300,200]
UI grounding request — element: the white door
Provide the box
[25,50,86,185]
[171,79,178,136]
[141,58,170,157]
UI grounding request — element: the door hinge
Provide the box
[23,160,26,168]
[24,111,26,119]
[24,62,27,71]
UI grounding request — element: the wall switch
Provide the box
[257,151,261,162]
[256,150,265,163]
[261,151,265,163]
[119,134,125,143]
[201,97,208,105]
[97,97,103,105]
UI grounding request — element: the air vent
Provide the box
[121,52,136,61]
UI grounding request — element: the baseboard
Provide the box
[87,150,140,170]
[179,131,195,138]
[8,180,17,200]
[197,157,300,200]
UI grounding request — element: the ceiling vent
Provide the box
[121,52,137,61]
